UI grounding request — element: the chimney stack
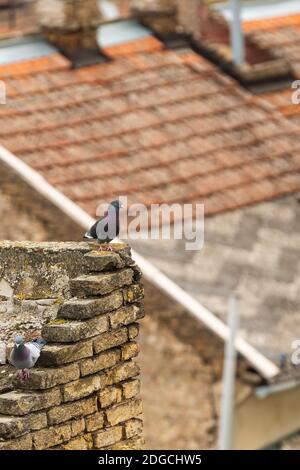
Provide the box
[131,0,178,36]
[36,0,103,63]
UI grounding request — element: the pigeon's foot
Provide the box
[21,369,30,381]
[99,244,113,252]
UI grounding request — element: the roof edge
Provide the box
[0,144,280,381]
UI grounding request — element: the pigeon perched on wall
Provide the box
[84,200,124,249]
[10,335,46,380]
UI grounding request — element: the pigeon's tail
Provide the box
[84,232,94,240]
[33,337,47,351]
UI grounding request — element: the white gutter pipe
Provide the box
[0,144,280,381]
[219,296,239,450]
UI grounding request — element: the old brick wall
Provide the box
[0,241,145,450]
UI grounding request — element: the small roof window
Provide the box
[97,19,153,48]
[0,36,57,65]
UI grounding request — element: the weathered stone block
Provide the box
[13,363,80,390]
[39,340,93,366]
[42,315,109,343]
[80,349,121,377]
[98,385,122,409]
[0,239,131,295]
[85,412,104,432]
[123,284,144,303]
[48,396,97,425]
[84,251,125,271]
[70,269,134,297]
[0,389,61,416]
[0,433,32,450]
[63,375,103,402]
[0,241,95,300]
[122,379,140,400]
[93,425,123,448]
[128,323,139,340]
[132,265,143,282]
[71,417,86,437]
[0,412,47,439]
[124,418,143,439]
[58,291,123,320]
[106,399,143,426]
[109,304,144,329]
[33,423,72,449]
[93,327,128,354]
[105,361,140,386]
[62,434,93,450]
[121,342,139,361]
[0,365,13,394]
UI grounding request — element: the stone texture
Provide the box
[71,417,86,437]
[128,323,139,340]
[0,365,13,394]
[123,284,144,304]
[63,375,103,402]
[124,418,143,439]
[0,433,32,450]
[48,396,97,425]
[39,340,93,366]
[98,385,122,409]
[0,412,47,439]
[121,341,139,361]
[93,327,128,354]
[0,389,61,416]
[58,291,123,320]
[105,361,140,386]
[62,434,93,450]
[93,425,123,448]
[0,241,95,300]
[106,399,143,426]
[33,423,72,450]
[84,251,125,272]
[42,315,109,343]
[70,269,134,297]
[80,349,121,376]
[122,379,140,400]
[109,304,144,329]
[85,412,104,432]
[13,363,80,390]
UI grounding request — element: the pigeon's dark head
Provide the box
[15,335,24,348]
[109,200,124,211]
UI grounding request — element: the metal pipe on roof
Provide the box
[256,379,300,399]
[0,144,280,381]
[230,0,245,65]
[218,296,239,450]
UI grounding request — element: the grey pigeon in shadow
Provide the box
[84,199,123,250]
[10,335,47,380]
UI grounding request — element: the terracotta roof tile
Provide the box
[0,53,70,79]
[0,43,299,217]
[103,36,163,57]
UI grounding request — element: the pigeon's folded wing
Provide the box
[26,342,42,367]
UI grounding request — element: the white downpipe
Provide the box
[218,296,239,450]
[230,0,245,66]
[0,144,279,380]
